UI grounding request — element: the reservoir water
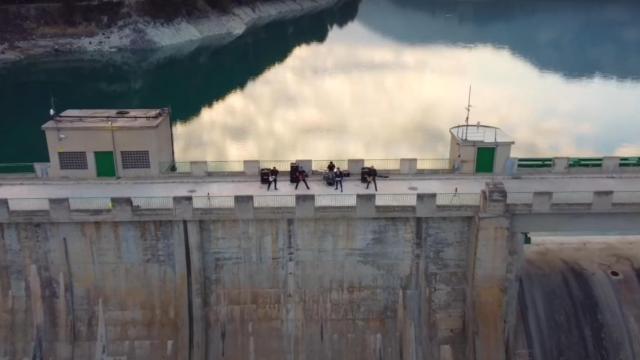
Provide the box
[1,0,639,163]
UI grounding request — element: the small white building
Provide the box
[449,124,514,174]
[42,109,174,178]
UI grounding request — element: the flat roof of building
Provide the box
[450,124,514,144]
[41,108,169,130]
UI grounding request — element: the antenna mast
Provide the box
[49,96,56,120]
[464,84,471,140]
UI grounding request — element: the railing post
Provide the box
[592,191,613,211]
[111,197,133,220]
[532,192,552,212]
[400,158,417,174]
[602,157,619,173]
[244,160,260,176]
[295,194,315,218]
[416,193,436,216]
[348,159,364,174]
[191,161,208,176]
[34,163,50,178]
[174,196,193,218]
[234,195,254,219]
[552,157,569,173]
[49,198,70,221]
[0,199,9,221]
[356,194,376,217]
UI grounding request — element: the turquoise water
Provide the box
[1,0,639,163]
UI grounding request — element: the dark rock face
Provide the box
[512,242,640,360]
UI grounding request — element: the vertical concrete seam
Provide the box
[62,236,76,359]
[182,220,194,360]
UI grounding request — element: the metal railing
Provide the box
[253,195,296,208]
[552,191,593,204]
[315,194,356,207]
[436,193,481,206]
[417,159,450,170]
[569,158,602,168]
[192,196,235,209]
[0,163,36,174]
[260,160,294,170]
[131,197,174,209]
[375,194,417,206]
[517,158,553,169]
[619,157,640,167]
[364,159,401,170]
[8,198,50,211]
[312,160,348,172]
[207,161,244,173]
[69,197,112,210]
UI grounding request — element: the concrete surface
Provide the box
[1,177,639,359]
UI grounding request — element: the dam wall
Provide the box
[0,216,472,359]
[2,183,640,359]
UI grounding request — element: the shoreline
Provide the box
[0,0,341,63]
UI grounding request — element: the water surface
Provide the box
[1,0,639,163]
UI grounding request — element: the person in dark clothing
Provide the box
[295,168,310,190]
[267,166,279,191]
[327,161,336,173]
[365,165,378,191]
[334,167,344,192]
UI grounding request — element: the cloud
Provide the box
[173,42,640,161]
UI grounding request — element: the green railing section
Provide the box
[620,157,640,167]
[517,158,553,168]
[0,163,35,174]
[569,157,602,168]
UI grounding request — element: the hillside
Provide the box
[0,0,341,61]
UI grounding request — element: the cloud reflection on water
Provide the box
[174,42,640,161]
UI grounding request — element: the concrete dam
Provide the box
[2,111,640,359]
[2,178,640,360]
[1,201,472,359]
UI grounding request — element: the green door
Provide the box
[475,147,496,173]
[95,151,116,177]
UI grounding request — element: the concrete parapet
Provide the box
[592,191,613,211]
[602,157,619,173]
[49,198,70,221]
[400,158,417,174]
[416,193,437,216]
[295,194,315,218]
[532,192,552,212]
[348,159,364,174]
[552,157,569,173]
[235,195,254,219]
[191,161,208,176]
[356,194,376,217]
[174,196,193,218]
[111,197,133,219]
[244,160,260,175]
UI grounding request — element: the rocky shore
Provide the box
[0,0,340,63]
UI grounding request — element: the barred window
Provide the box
[121,151,150,169]
[59,152,88,170]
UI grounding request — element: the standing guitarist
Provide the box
[366,165,378,192]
